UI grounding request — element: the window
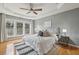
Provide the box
[16,22,23,35]
[25,23,30,34]
[6,21,14,36]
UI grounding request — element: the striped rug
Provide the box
[14,41,39,55]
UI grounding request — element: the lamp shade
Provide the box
[62,29,67,33]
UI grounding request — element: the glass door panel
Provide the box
[6,21,14,36]
[25,24,30,34]
[16,22,23,35]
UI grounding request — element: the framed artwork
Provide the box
[44,20,51,29]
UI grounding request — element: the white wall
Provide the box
[0,13,2,42]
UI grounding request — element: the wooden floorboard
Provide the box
[0,37,23,55]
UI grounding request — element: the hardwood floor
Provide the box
[0,37,79,55]
[57,44,79,55]
[46,44,78,55]
[0,37,23,55]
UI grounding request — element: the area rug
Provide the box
[6,41,39,55]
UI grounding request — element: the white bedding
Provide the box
[23,34,58,55]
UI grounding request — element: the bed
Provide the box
[23,34,58,55]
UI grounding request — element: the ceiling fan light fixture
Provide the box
[20,3,42,15]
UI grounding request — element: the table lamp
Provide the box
[62,29,67,36]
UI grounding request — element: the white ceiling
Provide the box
[0,3,79,20]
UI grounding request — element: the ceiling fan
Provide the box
[20,3,42,15]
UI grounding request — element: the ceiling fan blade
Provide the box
[33,8,42,11]
[33,11,38,15]
[20,8,29,10]
[26,11,31,14]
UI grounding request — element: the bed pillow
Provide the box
[43,30,51,37]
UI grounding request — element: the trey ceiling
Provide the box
[0,3,79,20]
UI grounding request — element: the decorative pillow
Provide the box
[38,31,43,36]
[43,30,51,37]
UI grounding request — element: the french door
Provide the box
[6,20,30,38]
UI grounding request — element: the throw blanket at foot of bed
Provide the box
[14,41,39,55]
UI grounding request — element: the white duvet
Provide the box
[23,34,58,55]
